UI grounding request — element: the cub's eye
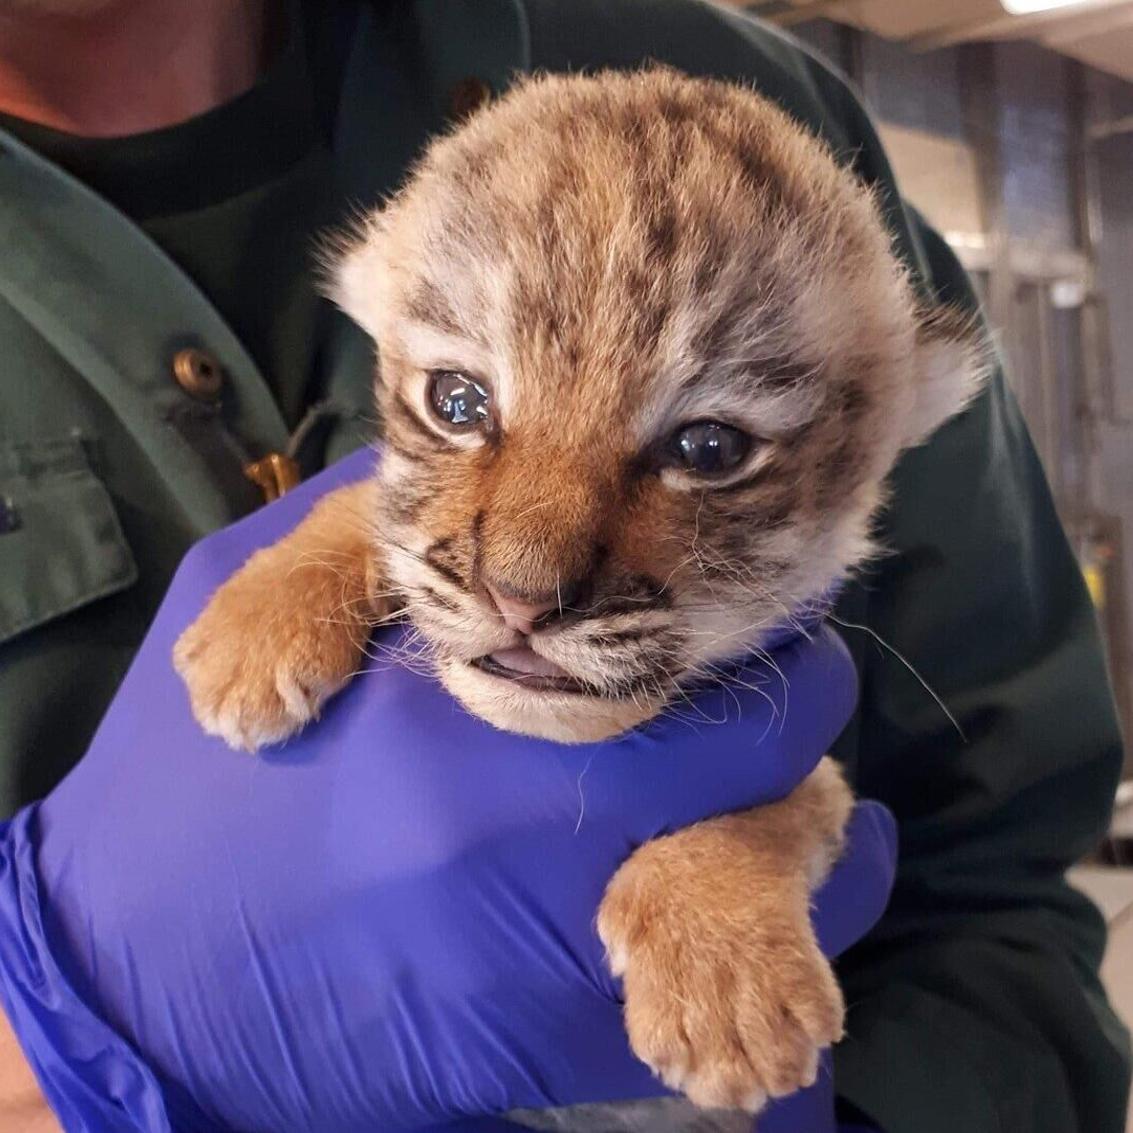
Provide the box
[671,421,751,476]
[427,370,491,430]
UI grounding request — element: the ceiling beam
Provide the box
[728,0,1133,80]
[763,0,856,27]
[909,0,1133,49]
[1040,3,1133,43]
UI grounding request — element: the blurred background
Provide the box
[725,0,1133,799]
[722,2,1133,1118]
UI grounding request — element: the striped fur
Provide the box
[331,68,985,743]
[180,69,985,1131]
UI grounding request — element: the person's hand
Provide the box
[0,452,895,1133]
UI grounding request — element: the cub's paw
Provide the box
[596,846,843,1114]
[174,546,372,751]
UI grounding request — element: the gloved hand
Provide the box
[0,450,896,1133]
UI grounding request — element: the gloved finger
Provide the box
[518,805,896,1115]
[811,800,898,959]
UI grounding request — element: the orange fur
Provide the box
[176,69,984,1122]
[175,481,390,750]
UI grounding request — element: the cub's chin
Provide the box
[436,655,662,743]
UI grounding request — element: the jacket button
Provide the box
[172,347,224,400]
[448,77,492,122]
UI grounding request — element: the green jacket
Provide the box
[0,2,1128,1130]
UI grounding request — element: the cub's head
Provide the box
[330,69,985,742]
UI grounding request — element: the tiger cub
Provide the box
[175,68,984,1127]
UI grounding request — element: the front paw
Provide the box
[596,846,843,1114]
[174,546,370,751]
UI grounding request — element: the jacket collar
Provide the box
[0,128,292,515]
[0,0,533,488]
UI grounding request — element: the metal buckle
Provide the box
[243,453,301,503]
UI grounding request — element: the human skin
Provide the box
[0,0,267,135]
[0,2,270,1125]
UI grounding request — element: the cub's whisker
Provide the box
[826,612,966,741]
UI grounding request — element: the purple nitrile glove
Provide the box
[0,449,896,1133]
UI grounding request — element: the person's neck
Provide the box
[0,0,271,137]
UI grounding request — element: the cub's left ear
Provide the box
[906,305,992,448]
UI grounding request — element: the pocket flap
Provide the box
[0,437,138,643]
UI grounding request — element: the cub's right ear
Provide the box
[319,210,390,341]
[905,305,993,448]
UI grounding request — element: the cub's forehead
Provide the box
[401,71,832,253]
[358,71,911,440]
[384,70,887,343]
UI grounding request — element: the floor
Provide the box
[1068,865,1133,1133]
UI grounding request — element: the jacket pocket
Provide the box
[0,436,138,644]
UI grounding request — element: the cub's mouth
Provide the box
[471,646,594,695]
[450,645,663,743]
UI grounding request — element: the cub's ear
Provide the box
[317,210,390,341]
[905,305,992,448]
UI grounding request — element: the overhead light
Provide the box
[1000,0,1100,12]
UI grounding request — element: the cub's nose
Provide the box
[485,580,576,635]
